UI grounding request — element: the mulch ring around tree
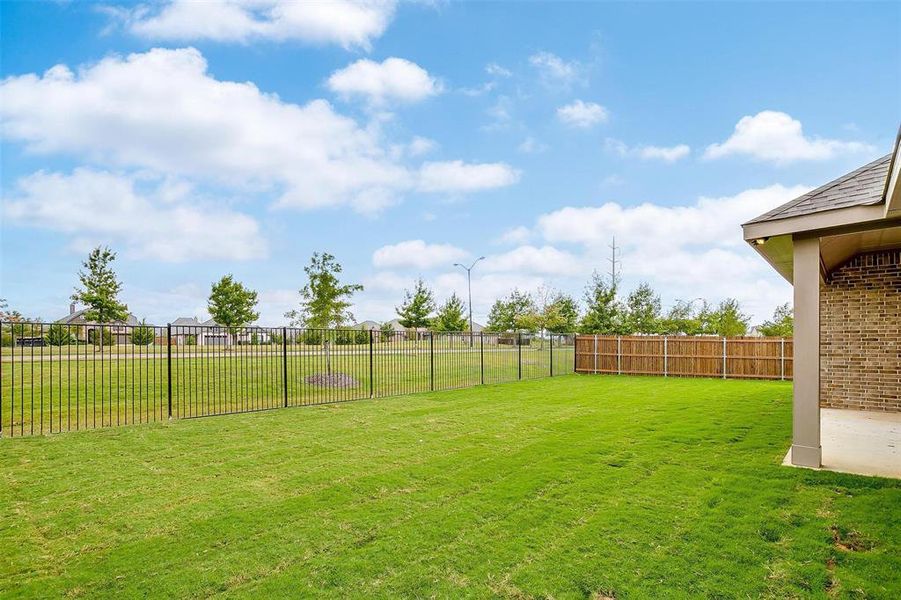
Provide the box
[305,373,360,388]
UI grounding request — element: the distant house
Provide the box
[350,320,380,331]
[170,317,267,346]
[56,303,138,344]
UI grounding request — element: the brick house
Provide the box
[743,127,900,471]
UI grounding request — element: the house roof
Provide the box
[171,317,200,326]
[745,153,892,225]
[57,308,138,326]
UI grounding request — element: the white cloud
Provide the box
[417,160,521,193]
[407,136,437,157]
[0,48,511,216]
[372,240,468,270]
[636,144,691,162]
[605,138,690,162]
[118,0,397,50]
[3,169,266,262]
[485,62,512,78]
[482,245,584,277]
[529,51,582,88]
[327,57,442,105]
[517,136,547,154]
[704,111,873,164]
[498,225,532,245]
[557,100,608,128]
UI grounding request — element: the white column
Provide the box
[791,235,822,468]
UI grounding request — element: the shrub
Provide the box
[185,334,196,346]
[88,326,114,347]
[303,329,323,346]
[131,322,155,346]
[45,324,74,346]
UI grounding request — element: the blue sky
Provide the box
[2,0,899,326]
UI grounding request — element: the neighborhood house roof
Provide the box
[745,153,892,225]
[57,308,138,326]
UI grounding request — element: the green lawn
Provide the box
[2,343,573,435]
[1,375,898,598]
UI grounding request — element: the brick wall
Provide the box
[820,249,901,411]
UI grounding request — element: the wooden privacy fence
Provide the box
[575,335,793,380]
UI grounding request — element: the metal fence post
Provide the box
[429,332,434,391]
[617,336,622,375]
[549,333,554,377]
[780,337,785,381]
[167,323,173,419]
[282,327,288,407]
[722,337,727,379]
[518,332,522,380]
[480,331,484,385]
[369,329,374,398]
[593,334,598,374]
[663,336,668,377]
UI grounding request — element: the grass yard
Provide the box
[2,344,573,435]
[1,375,898,598]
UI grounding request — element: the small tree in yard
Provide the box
[625,282,662,334]
[396,278,435,330]
[285,253,362,328]
[432,293,467,332]
[208,275,260,339]
[379,321,394,343]
[71,246,129,350]
[72,246,129,323]
[486,289,536,332]
[45,324,73,346]
[580,272,626,334]
[710,298,750,337]
[131,321,155,346]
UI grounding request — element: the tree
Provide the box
[710,298,750,337]
[208,275,259,335]
[71,246,128,324]
[45,324,74,346]
[396,278,436,329]
[285,253,362,328]
[379,321,394,343]
[432,293,467,332]
[486,289,535,332]
[545,293,580,333]
[624,282,662,334]
[580,272,625,334]
[660,299,703,335]
[131,321,155,346]
[757,303,793,337]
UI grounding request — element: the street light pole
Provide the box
[454,256,485,347]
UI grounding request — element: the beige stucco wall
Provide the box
[820,249,901,412]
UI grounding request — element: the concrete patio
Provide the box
[784,408,901,479]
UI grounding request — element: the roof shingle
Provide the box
[745,153,891,225]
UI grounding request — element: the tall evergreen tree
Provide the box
[71,246,128,323]
[396,278,436,329]
[285,253,363,328]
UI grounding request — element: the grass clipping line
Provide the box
[305,373,360,388]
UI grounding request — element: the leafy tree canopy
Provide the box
[624,282,662,334]
[208,275,259,334]
[757,303,793,337]
[71,246,128,323]
[709,298,750,337]
[432,293,467,332]
[486,289,536,332]
[286,253,362,328]
[396,278,436,329]
[580,272,626,334]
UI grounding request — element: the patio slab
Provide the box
[783,408,901,479]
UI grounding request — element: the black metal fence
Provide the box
[0,321,575,437]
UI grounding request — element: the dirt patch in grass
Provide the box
[830,525,875,552]
[305,373,360,388]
